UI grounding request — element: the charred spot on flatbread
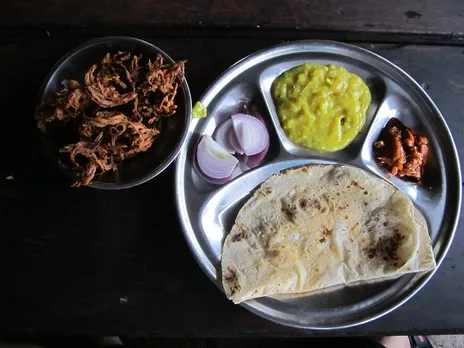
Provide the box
[223,267,241,296]
[365,229,406,267]
[231,225,248,242]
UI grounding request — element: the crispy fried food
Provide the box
[60,141,116,187]
[124,120,160,154]
[62,110,159,185]
[36,51,186,186]
[36,80,89,130]
[80,111,128,139]
[79,110,159,159]
[374,118,429,182]
[85,53,137,108]
[134,55,186,124]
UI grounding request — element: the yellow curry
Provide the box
[271,63,371,152]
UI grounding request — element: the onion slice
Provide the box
[246,141,269,168]
[213,119,235,154]
[231,113,269,156]
[196,135,238,179]
[228,130,244,155]
[193,155,243,184]
[244,108,269,168]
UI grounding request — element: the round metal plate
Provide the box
[175,40,461,329]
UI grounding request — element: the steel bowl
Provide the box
[37,36,192,189]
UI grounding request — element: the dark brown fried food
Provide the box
[85,52,137,108]
[36,80,89,131]
[134,54,186,124]
[374,118,429,182]
[60,141,116,187]
[62,110,159,186]
[123,120,160,155]
[129,54,143,84]
[80,111,128,139]
[37,51,186,186]
[80,110,159,157]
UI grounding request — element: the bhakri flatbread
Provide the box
[221,164,435,303]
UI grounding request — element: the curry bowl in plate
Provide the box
[270,63,372,152]
[260,56,386,162]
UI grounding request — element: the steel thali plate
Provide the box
[175,41,461,329]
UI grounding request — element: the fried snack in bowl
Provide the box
[36,37,191,189]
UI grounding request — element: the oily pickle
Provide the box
[271,63,371,152]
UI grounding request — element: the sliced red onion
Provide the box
[231,113,269,156]
[196,135,238,179]
[213,119,235,154]
[241,107,269,167]
[228,130,244,155]
[193,155,243,184]
[246,140,269,168]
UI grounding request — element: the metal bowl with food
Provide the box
[36,36,192,189]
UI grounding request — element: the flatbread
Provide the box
[221,165,436,303]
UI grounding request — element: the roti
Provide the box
[221,164,436,303]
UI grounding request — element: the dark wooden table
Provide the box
[1,0,463,336]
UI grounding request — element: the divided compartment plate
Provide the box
[175,40,461,329]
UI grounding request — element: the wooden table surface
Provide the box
[1,0,463,336]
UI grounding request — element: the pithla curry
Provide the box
[272,63,371,152]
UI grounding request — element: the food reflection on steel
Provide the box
[374,118,429,182]
[36,51,187,186]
